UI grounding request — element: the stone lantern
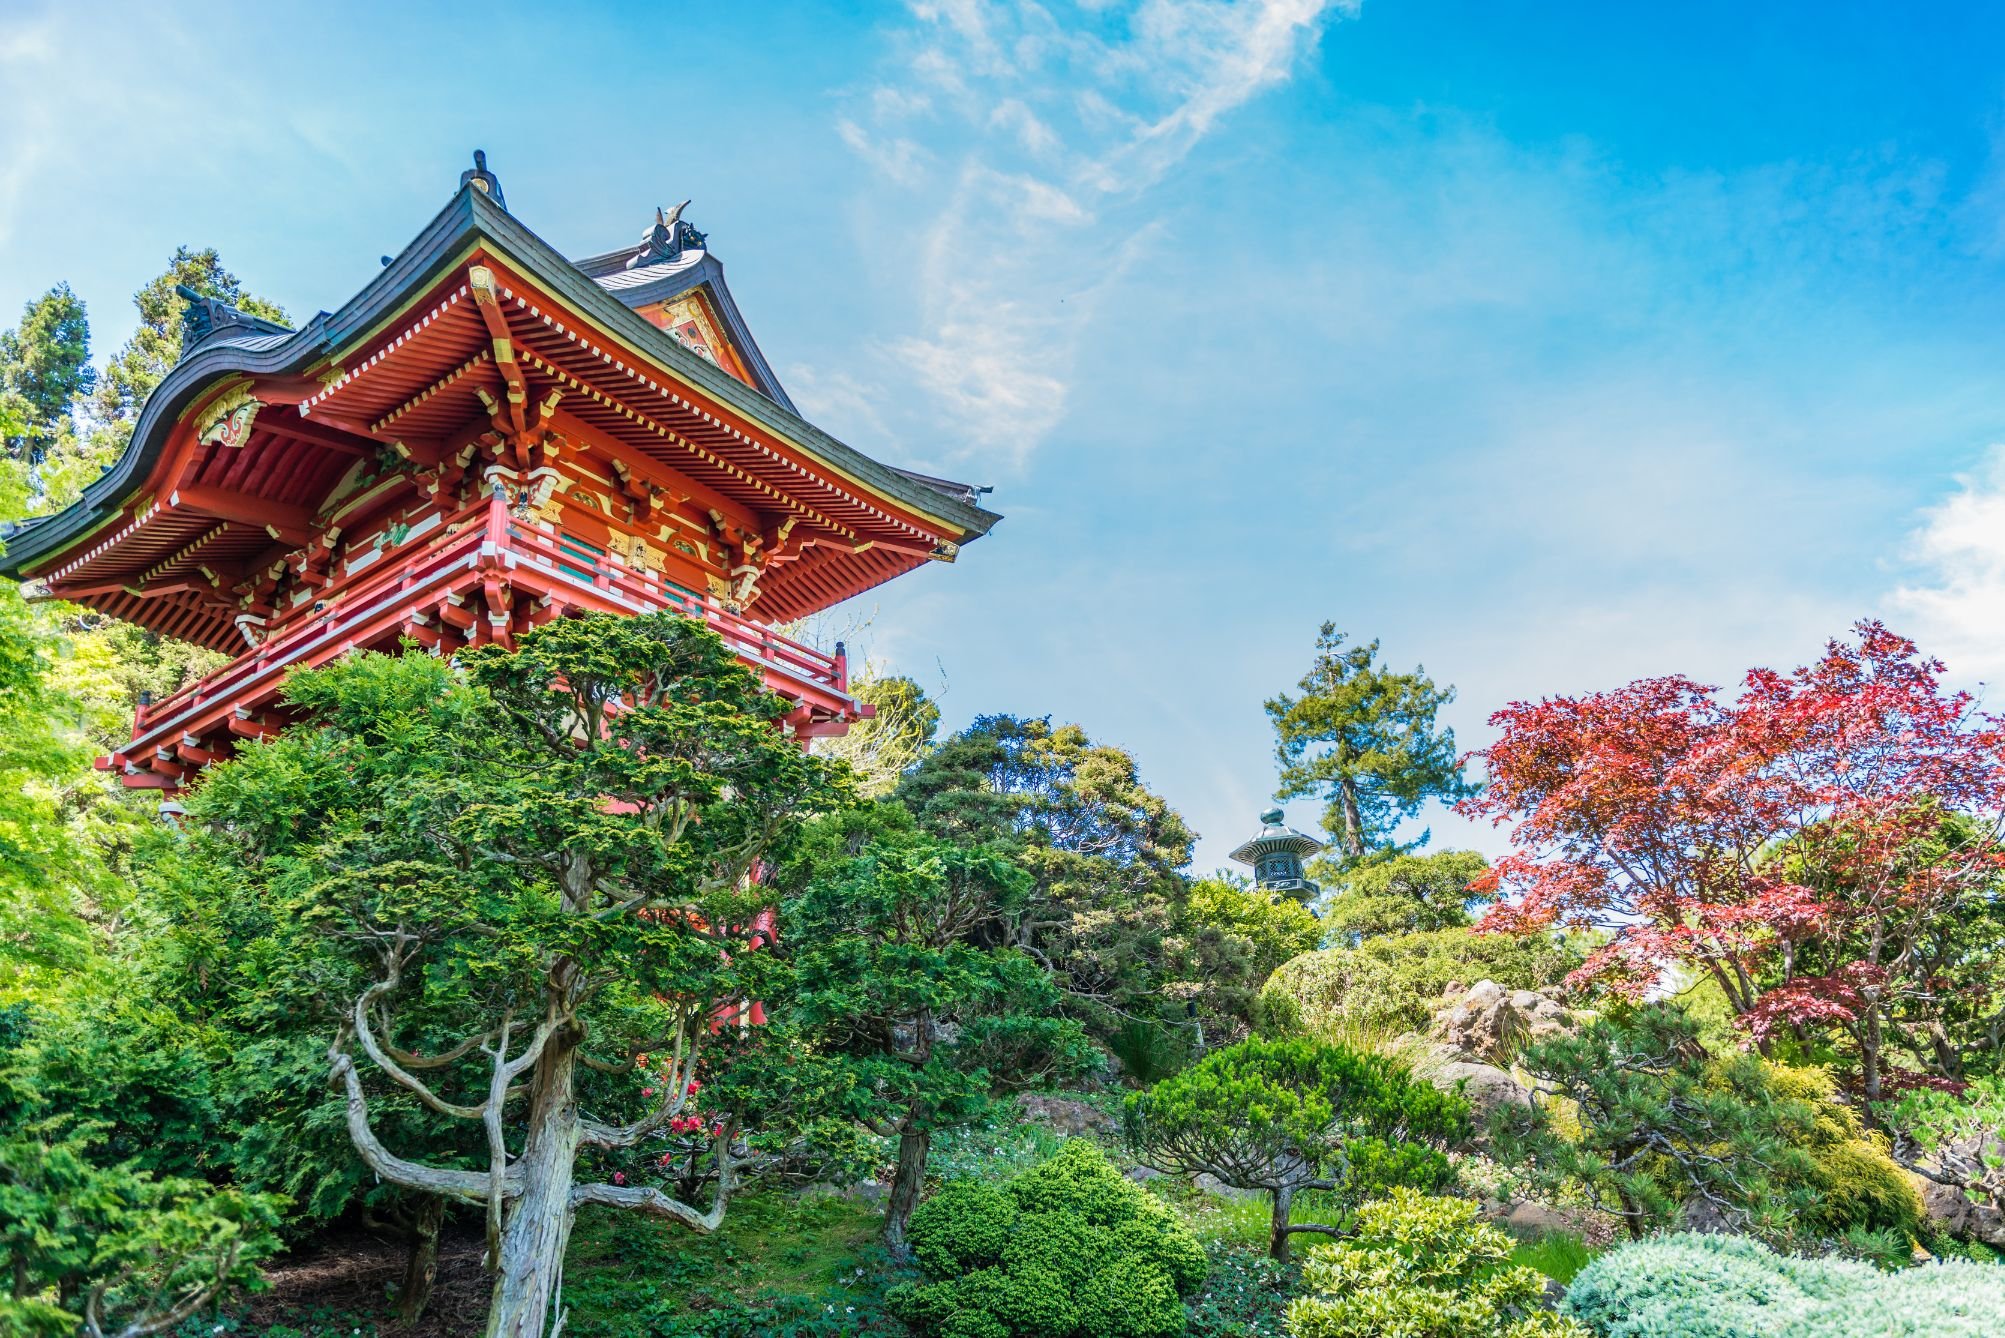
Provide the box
[1228,807,1326,905]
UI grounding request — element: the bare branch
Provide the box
[328,1041,507,1207]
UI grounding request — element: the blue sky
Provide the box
[7,1,2005,870]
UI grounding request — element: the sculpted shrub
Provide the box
[1124,1035,1468,1260]
[1495,1005,1825,1240]
[889,1141,1205,1338]
[1563,1233,2005,1337]
[1284,1189,1586,1338]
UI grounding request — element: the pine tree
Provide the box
[1266,625,1475,868]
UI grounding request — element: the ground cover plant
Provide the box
[1563,1232,2005,1337]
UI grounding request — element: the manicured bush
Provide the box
[1124,1035,1468,1260]
[889,1140,1206,1337]
[1284,1188,1587,1338]
[1562,1233,2005,1337]
[1258,927,1579,1039]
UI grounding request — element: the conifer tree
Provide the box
[1266,625,1475,867]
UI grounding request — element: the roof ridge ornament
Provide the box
[174,285,290,359]
[459,149,507,211]
[625,199,707,269]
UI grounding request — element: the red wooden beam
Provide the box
[267,416,382,458]
[169,485,314,547]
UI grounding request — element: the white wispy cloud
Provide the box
[1889,444,2005,686]
[792,0,1354,470]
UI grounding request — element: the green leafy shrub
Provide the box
[1125,1036,1468,1260]
[1284,1189,1587,1338]
[0,1120,282,1337]
[1759,1063,1923,1240]
[1258,928,1578,1038]
[1562,1232,2005,1337]
[889,1141,1206,1337]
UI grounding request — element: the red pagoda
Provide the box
[0,153,998,790]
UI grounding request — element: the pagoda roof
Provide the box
[0,178,998,584]
[572,243,799,414]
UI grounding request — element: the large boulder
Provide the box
[1015,1091,1116,1137]
[1432,979,1577,1063]
[1908,1147,2005,1251]
[1435,1057,1535,1123]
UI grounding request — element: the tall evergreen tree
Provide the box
[1266,625,1475,868]
[769,802,1090,1254]
[896,715,1202,1034]
[0,283,93,465]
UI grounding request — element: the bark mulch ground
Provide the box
[241,1222,489,1337]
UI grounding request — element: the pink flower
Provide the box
[641,1088,656,1098]
[612,1172,626,1186]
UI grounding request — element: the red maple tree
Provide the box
[1466,621,2005,1098]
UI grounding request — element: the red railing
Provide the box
[138,496,495,731]
[501,520,842,691]
[129,489,846,759]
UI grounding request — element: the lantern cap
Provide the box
[1227,807,1327,866]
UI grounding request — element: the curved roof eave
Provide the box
[1,185,1000,580]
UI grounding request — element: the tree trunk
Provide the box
[1861,1007,1885,1104]
[395,1193,446,1329]
[1268,1185,1296,1261]
[486,1039,582,1338]
[1616,1186,1645,1240]
[1338,776,1365,861]
[884,1127,932,1259]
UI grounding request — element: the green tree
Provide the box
[1491,1005,1825,1241]
[896,715,1199,1035]
[0,579,112,990]
[813,674,940,797]
[1266,626,1475,867]
[1124,1035,1469,1260]
[1183,875,1324,1027]
[770,803,1092,1252]
[92,247,286,429]
[184,614,845,1338]
[1321,849,1490,941]
[0,284,93,467]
